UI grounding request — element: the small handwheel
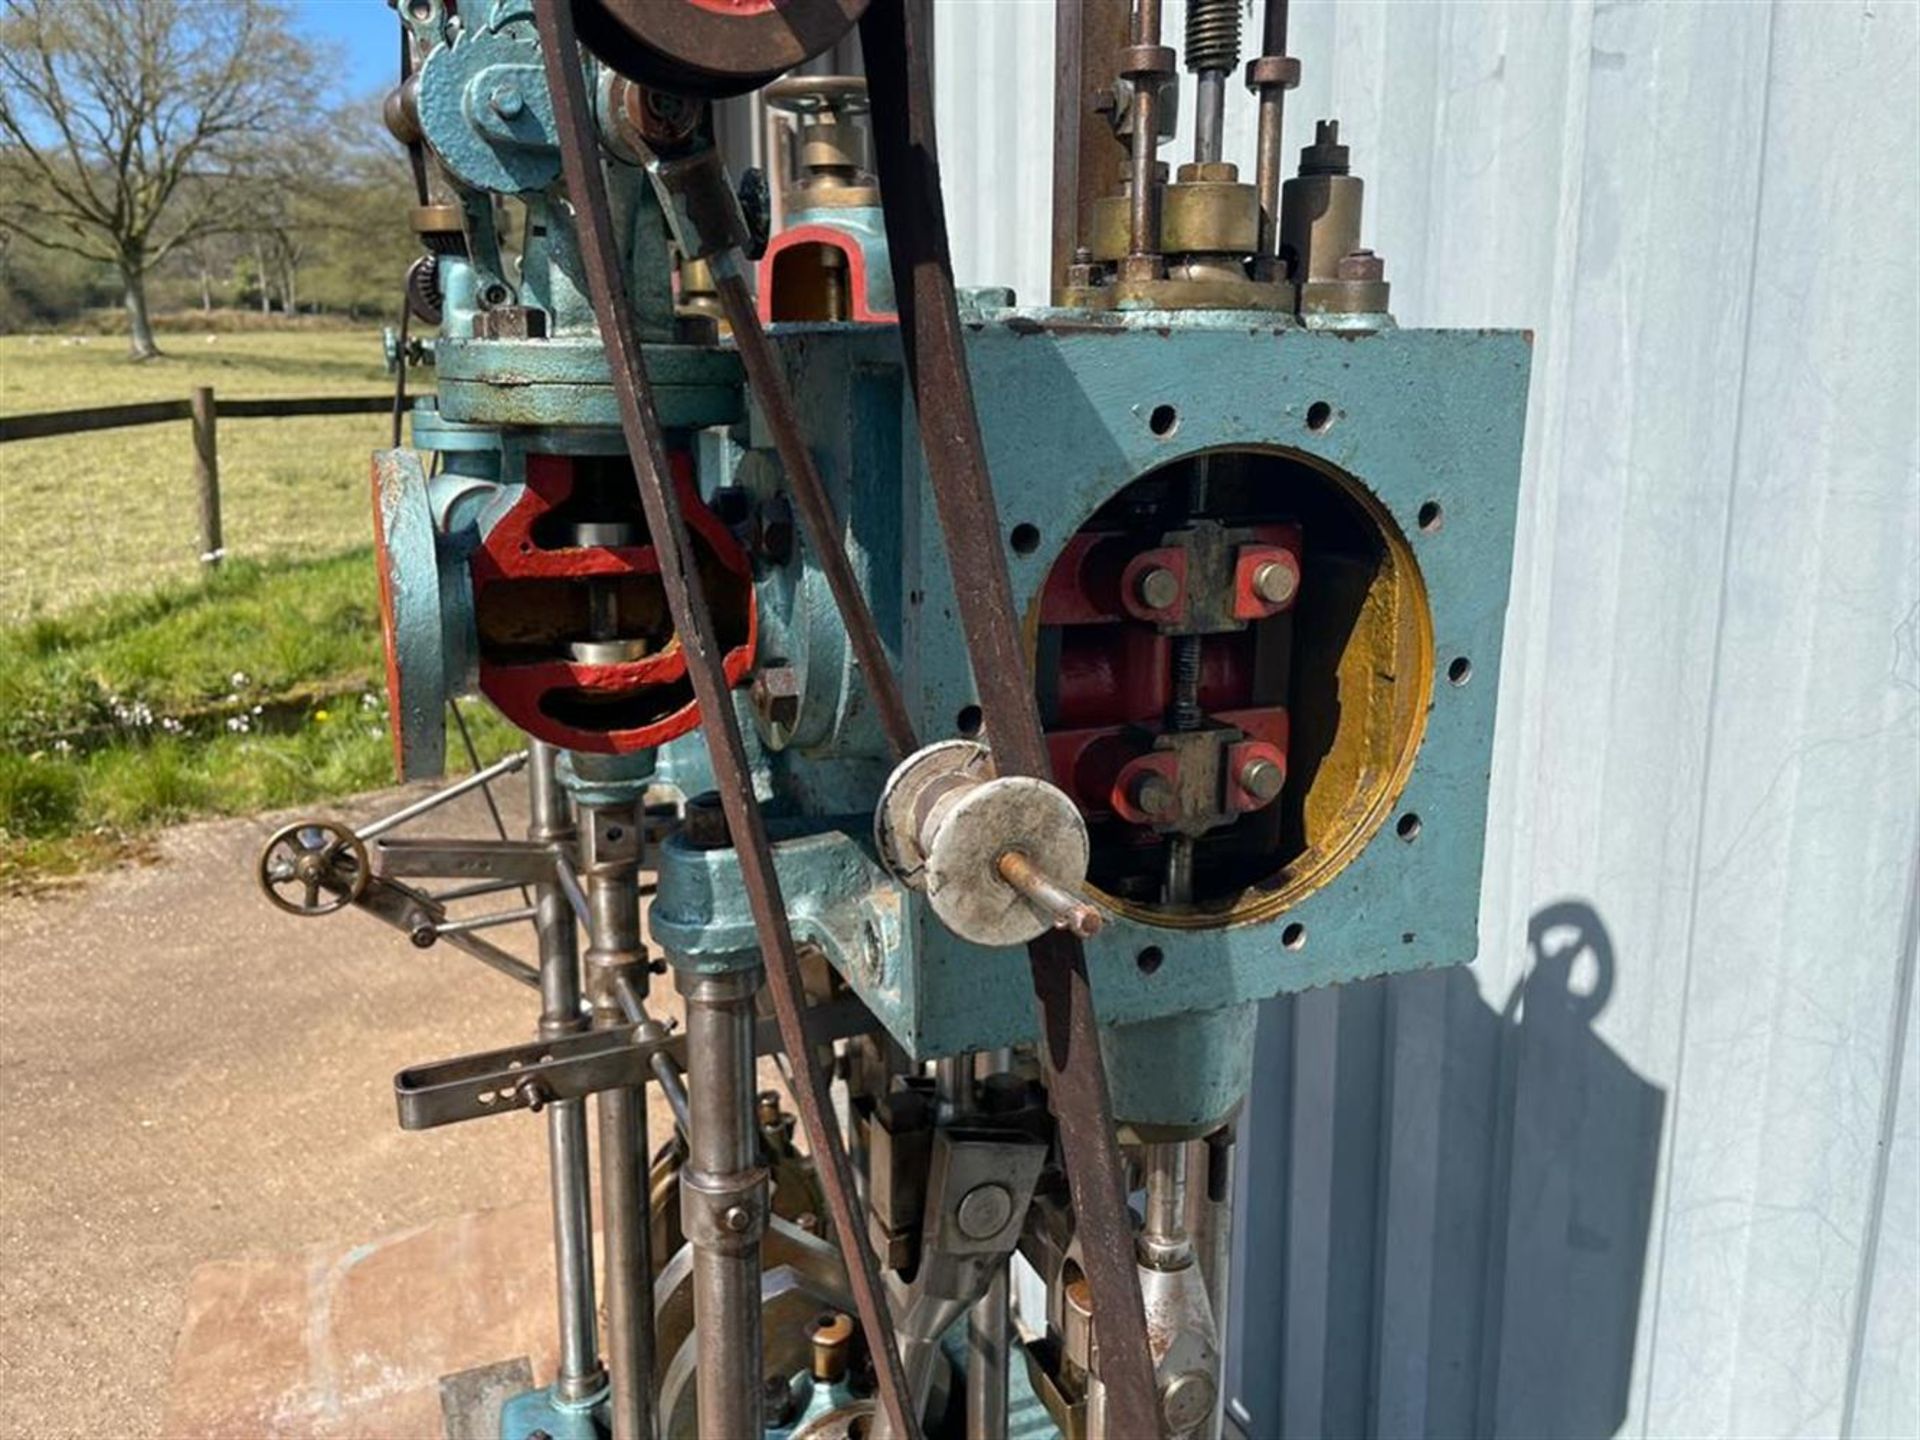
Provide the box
[257,820,369,917]
[763,75,870,118]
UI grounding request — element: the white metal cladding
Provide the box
[932,2,1919,1436]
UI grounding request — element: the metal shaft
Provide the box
[1128,0,1165,260]
[1253,0,1293,264]
[997,850,1104,938]
[356,749,529,842]
[530,744,604,1403]
[1186,1129,1236,1440]
[966,1263,1011,1440]
[679,967,767,1440]
[1186,0,1240,165]
[1139,1140,1192,1269]
[581,800,655,1440]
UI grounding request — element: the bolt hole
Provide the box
[606,825,624,842]
[1396,813,1421,842]
[1148,403,1179,437]
[1136,945,1165,975]
[955,704,983,737]
[1281,922,1307,950]
[1305,400,1334,431]
[1417,499,1444,533]
[1010,522,1041,555]
[1447,656,1473,686]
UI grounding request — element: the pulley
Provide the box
[574,0,870,99]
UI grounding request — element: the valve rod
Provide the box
[997,850,1104,938]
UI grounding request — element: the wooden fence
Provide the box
[0,387,401,567]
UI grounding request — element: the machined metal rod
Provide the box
[596,1087,652,1440]
[433,931,542,989]
[579,802,655,1440]
[966,1265,1010,1440]
[680,967,766,1440]
[555,852,591,929]
[357,750,530,842]
[1194,71,1226,164]
[1139,1139,1192,1269]
[430,876,534,904]
[1127,0,1165,260]
[1187,1128,1236,1440]
[427,903,539,938]
[535,6,919,1432]
[966,1045,1010,1440]
[1253,0,1293,262]
[612,971,695,1139]
[997,850,1103,938]
[529,742,603,1402]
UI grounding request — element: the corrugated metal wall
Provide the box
[933,3,1919,1436]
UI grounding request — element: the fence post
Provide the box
[191,385,222,568]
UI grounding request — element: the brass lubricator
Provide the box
[1278,120,1391,317]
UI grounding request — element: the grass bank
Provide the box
[0,550,515,888]
[0,330,398,622]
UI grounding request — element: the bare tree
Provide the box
[0,0,319,358]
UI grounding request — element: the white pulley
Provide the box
[875,739,1103,947]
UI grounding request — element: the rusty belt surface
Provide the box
[534,4,920,1436]
[860,2,1166,1434]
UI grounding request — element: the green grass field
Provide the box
[0,330,397,622]
[0,328,515,884]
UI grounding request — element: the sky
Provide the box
[298,0,403,104]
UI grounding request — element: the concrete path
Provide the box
[0,786,598,1438]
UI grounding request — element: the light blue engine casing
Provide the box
[650,311,1531,1129]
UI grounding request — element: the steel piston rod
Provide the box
[528,741,604,1403]
[533,6,920,1433]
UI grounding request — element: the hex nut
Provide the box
[1336,249,1386,281]
[750,665,802,729]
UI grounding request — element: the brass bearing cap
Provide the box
[1161,162,1259,256]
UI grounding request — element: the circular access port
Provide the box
[1030,446,1434,927]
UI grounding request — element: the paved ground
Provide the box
[0,785,605,1439]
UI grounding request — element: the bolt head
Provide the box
[489,85,525,120]
[1252,557,1299,606]
[751,665,802,730]
[1137,566,1181,612]
[1239,756,1284,805]
[723,1205,751,1233]
[954,1183,1015,1241]
[1135,772,1177,819]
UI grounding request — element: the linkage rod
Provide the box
[861,2,1164,1433]
[532,7,920,1436]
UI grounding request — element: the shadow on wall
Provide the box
[1227,899,1665,1440]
